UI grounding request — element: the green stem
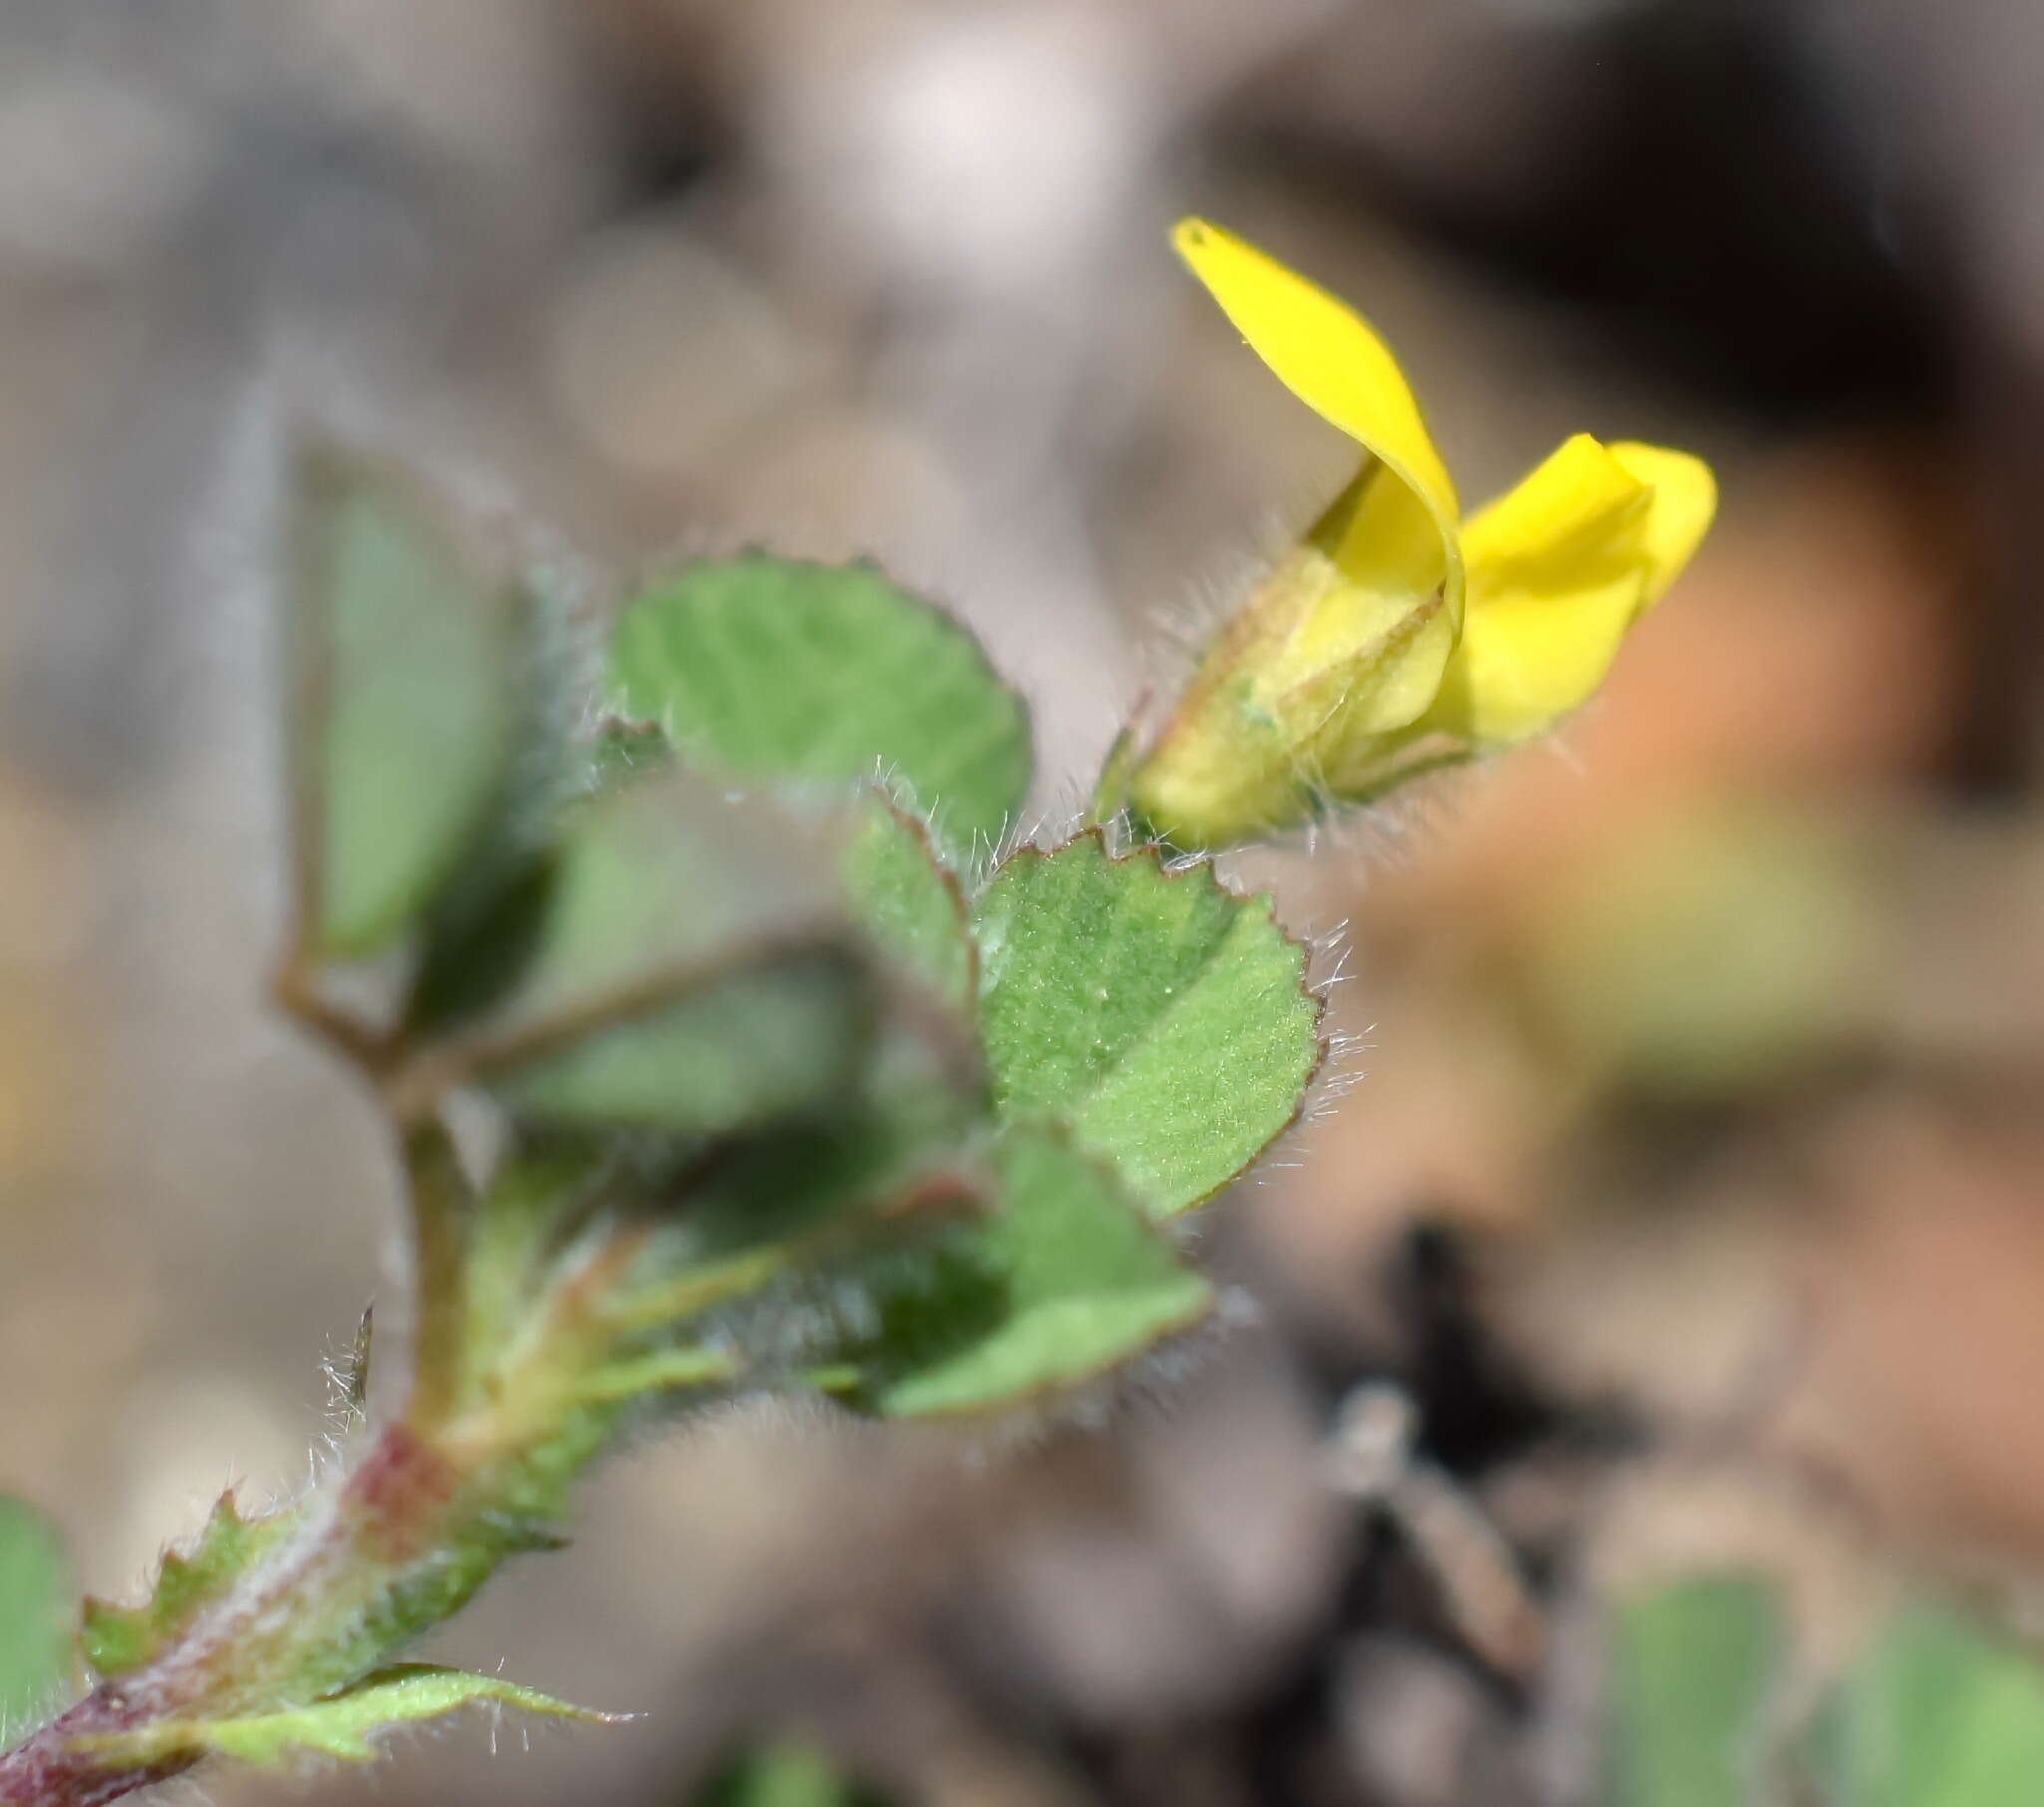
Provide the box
[400,1123,471,1433]
[605,1243,793,1334]
[0,1198,740,1805]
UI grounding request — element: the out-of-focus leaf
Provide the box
[498,953,871,1135]
[692,1740,901,1807]
[288,447,526,956]
[1601,1572,1780,1807]
[82,1490,290,1681]
[0,1496,73,1733]
[841,796,974,1013]
[1520,800,1880,1099]
[606,554,1031,856]
[971,833,1321,1218]
[669,1044,986,1263]
[470,771,845,1031]
[867,1120,1212,1417]
[72,1663,614,1768]
[441,770,874,1135]
[1824,1606,2044,1807]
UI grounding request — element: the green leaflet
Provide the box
[659,1042,986,1267]
[70,1663,614,1768]
[841,795,975,1013]
[972,833,1322,1218]
[606,554,1031,857]
[1822,1605,2044,1807]
[594,1028,992,1391]
[288,446,526,956]
[500,952,873,1134]
[82,1491,291,1681]
[1601,1572,1781,1807]
[471,769,849,1034]
[453,769,876,1135]
[693,1740,901,1807]
[868,1120,1212,1417]
[0,1496,73,1735]
[1605,1582,2044,1807]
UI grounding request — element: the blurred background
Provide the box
[2,0,2043,1802]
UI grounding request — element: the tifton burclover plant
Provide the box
[0,220,1711,1803]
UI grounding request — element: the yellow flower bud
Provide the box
[1125,219,1716,851]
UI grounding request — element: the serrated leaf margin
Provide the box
[972,825,1328,1217]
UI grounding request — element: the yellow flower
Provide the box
[1126,217,1715,849]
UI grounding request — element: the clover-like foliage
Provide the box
[1597,1571,2044,1807]
[0,447,1323,1805]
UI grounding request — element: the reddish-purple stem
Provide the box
[0,1424,462,1807]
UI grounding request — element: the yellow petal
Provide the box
[1428,571,1642,745]
[1606,442,1717,604]
[1270,464,1459,739]
[1459,432,1647,578]
[1428,434,1715,743]
[1172,216,1463,677]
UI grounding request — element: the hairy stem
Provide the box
[0,1139,653,1805]
[0,1421,462,1804]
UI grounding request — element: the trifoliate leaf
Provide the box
[433,769,875,1135]
[606,554,1031,856]
[1822,1606,2044,1807]
[867,1120,1212,1417]
[287,446,526,956]
[82,1490,291,1681]
[1601,1572,1781,1807]
[971,833,1321,1218]
[0,1496,73,1734]
[71,1663,616,1768]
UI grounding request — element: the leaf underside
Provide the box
[462,770,876,1134]
[290,449,524,957]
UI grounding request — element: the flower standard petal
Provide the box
[1171,218,1463,681]
[1170,218,1461,588]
